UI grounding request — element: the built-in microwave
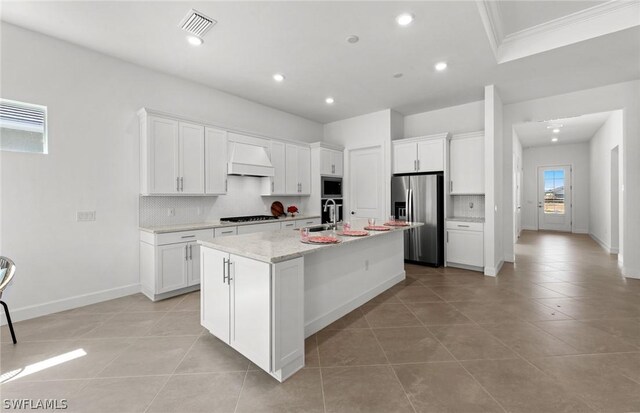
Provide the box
[321,177,342,198]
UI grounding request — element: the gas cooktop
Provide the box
[220,215,279,223]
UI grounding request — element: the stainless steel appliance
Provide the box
[321,177,342,198]
[391,173,444,266]
[321,198,343,224]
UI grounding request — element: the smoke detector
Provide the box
[180,9,216,43]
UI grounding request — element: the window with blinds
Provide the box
[0,99,48,153]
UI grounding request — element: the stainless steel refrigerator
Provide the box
[391,173,444,266]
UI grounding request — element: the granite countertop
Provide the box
[199,222,423,264]
[446,217,485,223]
[139,215,322,234]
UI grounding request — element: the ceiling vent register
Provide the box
[180,9,216,38]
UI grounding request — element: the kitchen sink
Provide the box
[294,224,331,232]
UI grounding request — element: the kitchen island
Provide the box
[198,223,421,382]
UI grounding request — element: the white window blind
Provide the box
[0,99,48,153]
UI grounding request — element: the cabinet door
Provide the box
[201,248,230,342]
[205,127,228,195]
[450,136,484,194]
[298,146,311,195]
[157,243,188,293]
[447,230,484,267]
[271,141,286,195]
[229,254,271,371]
[285,144,299,194]
[319,148,333,175]
[187,243,200,286]
[332,150,344,177]
[417,139,444,172]
[179,122,205,194]
[393,141,417,174]
[149,116,179,194]
[237,221,281,235]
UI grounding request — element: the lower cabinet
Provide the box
[446,221,484,269]
[201,247,304,380]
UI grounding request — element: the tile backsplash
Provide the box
[139,176,309,227]
[451,195,485,219]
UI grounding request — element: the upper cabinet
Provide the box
[320,148,343,177]
[449,131,484,195]
[392,133,449,174]
[205,127,228,195]
[179,122,206,194]
[285,144,311,195]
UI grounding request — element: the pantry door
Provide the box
[348,145,384,223]
[538,166,572,232]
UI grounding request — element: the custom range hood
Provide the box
[227,133,274,177]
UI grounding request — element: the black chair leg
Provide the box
[0,300,17,344]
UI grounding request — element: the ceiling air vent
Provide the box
[180,9,216,38]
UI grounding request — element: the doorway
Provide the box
[537,165,572,232]
[611,146,619,252]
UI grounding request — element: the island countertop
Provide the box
[139,214,321,234]
[198,222,423,263]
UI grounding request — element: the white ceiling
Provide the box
[498,1,607,36]
[514,111,613,148]
[1,1,638,123]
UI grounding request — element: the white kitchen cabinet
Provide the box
[280,221,297,230]
[200,247,230,343]
[140,110,208,195]
[294,218,321,228]
[320,148,343,177]
[140,228,212,301]
[214,227,237,237]
[449,132,484,194]
[205,127,228,195]
[446,221,484,269]
[267,141,287,195]
[392,134,448,174]
[285,144,311,195]
[237,221,282,235]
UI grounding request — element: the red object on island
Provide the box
[287,205,299,214]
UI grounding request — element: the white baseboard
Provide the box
[522,225,538,231]
[484,260,504,277]
[572,228,589,234]
[1,284,141,325]
[504,253,515,263]
[622,266,639,279]
[304,271,405,337]
[589,232,614,254]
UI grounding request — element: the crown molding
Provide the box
[477,0,640,64]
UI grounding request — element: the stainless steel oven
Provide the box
[321,177,342,198]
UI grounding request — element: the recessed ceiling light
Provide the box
[186,35,203,46]
[435,62,448,71]
[325,97,335,104]
[273,73,285,82]
[393,73,404,78]
[396,13,414,26]
[552,128,560,133]
[346,35,360,44]
[551,137,559,142]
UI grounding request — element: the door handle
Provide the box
[227,260,233,284]
[538,202,542,208]
[189,244,192,260]
[222,258,228,283]
[185,245,189,261]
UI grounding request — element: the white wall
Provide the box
[484,86,503,276]
[0,24,323,321]
[589,110,623,252]
[521,143,590,233]
[513,131,523,241]
[323,110,393,223]
[501,80,639,278]
[403,100,484,138]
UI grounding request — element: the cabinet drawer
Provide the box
[280,221,297,230]
[237,221,281,235]
[215,227,238,237]
[446,221,484,232]
[295,218,321,228]
[155,229,214,245]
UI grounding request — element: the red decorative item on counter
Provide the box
[287,205,299,217]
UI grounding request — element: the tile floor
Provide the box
[1,231,640,412]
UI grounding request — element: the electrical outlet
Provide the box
[167,208,175,217]
[76,211,96,222]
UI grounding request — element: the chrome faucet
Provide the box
[323,198,337,229]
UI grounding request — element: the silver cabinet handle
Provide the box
[446,231,449,243]
[227,260,233,284]
[179,177,184,192]
[176,177,180,192]
[221,230,234,234]
[457,224,470,228]
[181,235,196,239]
[417,159,420,170]
[225,179,228,192]
[450,181,453,192]
[332,164,335,174]
[189,244,192,260]
[272,181,274,192]
[414,160,417,171]
[185,245,189,261]
[222,257,228,283]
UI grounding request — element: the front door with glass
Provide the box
[538,166,572,232]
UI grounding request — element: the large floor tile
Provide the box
[1,313,112,342]
[236,368,324,413]
[175,334,250,373]
[362,303,421,327]
[305,335,320,368]
[404,302,474,325]
[82,311,167,338]
[393,362,503,412]
[147,372,245,413]
[581,318,640,347]
[67,375,168,413]
[482,322,579,358]
[429,324,518,361]
[123,294,185,313]
[462,358,593,412]
[146,311,204,336]
[98,336,196,377]
[393,285,444,303]
[323,308,369,329]
[317,328,387,367]
[372,326,453,363]
[171,291,200,312]
[321,365,414,413]
[0,379,86,405]
[533,319,639,353]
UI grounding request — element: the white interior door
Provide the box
[348,146,384,222]
[538,166,572,232]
